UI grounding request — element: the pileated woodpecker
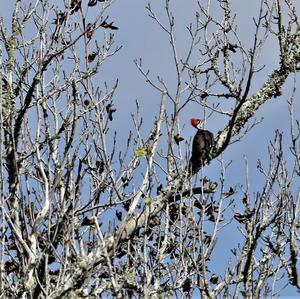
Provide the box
[190,118,214,173]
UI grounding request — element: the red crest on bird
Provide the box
[191,118,201,128]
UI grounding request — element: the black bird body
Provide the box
[190,118,214,173]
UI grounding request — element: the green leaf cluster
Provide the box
[135,146,152,158]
